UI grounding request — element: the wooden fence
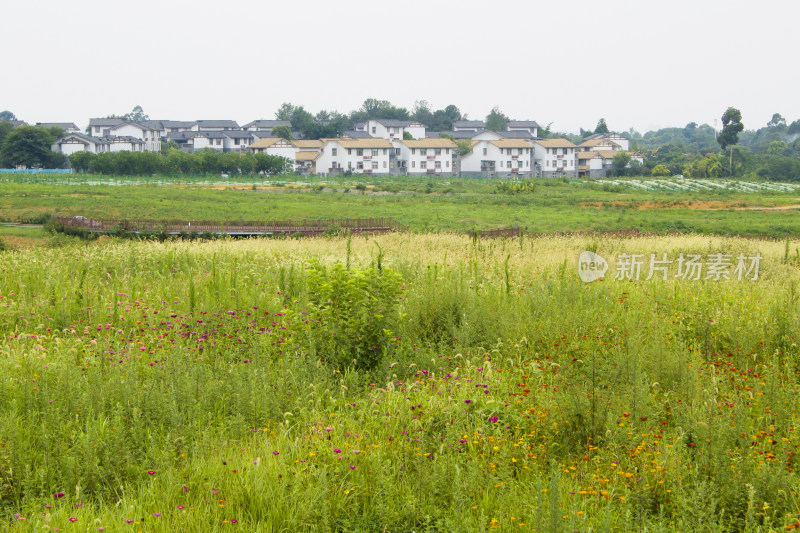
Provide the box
[56,216,408,236]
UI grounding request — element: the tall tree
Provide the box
[718,107,743,176]
[0,126,61,168]
[275,103,294,121]
[485,106,509,132]
[124,105,148,122]
[0,121,13,145]
[767,113,786,127]
[594,118,609,134]
[0,110,16,121]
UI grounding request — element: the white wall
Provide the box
[394,142,454,175]
[59,140,94,156]
[533,144,577,174]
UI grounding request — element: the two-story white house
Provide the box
[531,139,578,177]
[316,138,393,175]
[247,138,322,172]
[88,118,124,137]
[53,133,102,156]
[460,139,533,178]
[358,119,426,141]
[392,138,457,176]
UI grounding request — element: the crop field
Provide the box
[1,234,800,531]
[2,177,800,238]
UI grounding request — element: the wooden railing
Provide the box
[56,216,409,236]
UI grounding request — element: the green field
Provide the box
[1,234,800,531]
[1,177,800,239]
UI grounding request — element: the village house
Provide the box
[52,133,102,156]
[580,132,630,150]
[531,139,578,177]
[578,138,621,152]
[460,139,533,178]
[357,119,426,141]
[452,120,486,133]
[315,138,393,175]
[88,118,124,137]
[505,120,540,138]
[392,138,457,175]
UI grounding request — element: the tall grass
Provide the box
[0,234,798,531]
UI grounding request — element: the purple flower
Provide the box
[334,448,342,454]
[53,492,65,499]
[272,451,279,456]
[147,470,156,475]
[488,416,499,423]
[464,399,471,404]
[153,512,162,517]
[349,465,356,469]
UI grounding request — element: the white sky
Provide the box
[2,0,798,134]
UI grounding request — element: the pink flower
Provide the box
[334,448,342,454]
[147,470,156,475]
[272,451,279,455]
[349,465,356,469]
[68,517,78,522]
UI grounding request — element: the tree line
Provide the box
[68,149,289,176]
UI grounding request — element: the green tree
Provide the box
[0,126,60,168]
[766,140,788,156]
[455,139,473,156]
[271,125,293,140]
[0,121,13,146]
[402,130,413,140]
[789,120,800,135]
[124,105,149,122]
[485,106,509,132]
[718,107,744,176]
[594,118,609,134]
[767,113,786,127]
[0,110,16,121]
[68,151,96,172]
[651,164,671,177]
[275,102,294,121]
[611,152,631,176]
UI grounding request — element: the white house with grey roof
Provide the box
[506,121,540,137]
[357,119,426,141]
[452,120,486,132]
[89,118,125,137]
[107,122,161,152]
[460,139,533,178]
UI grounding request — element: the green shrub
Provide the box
[305,260,403,371]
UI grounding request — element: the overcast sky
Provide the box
[2,0,798,134]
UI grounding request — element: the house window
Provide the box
[482,148,487,156]
[412,148,416,155]
[347,149,352,155]
[412,161,415,168]
[332,148,338,156]
[421,161,427,169]
[357,149,363,156]
[357,161,364,169]
[372,127,376,134]
[372,161,378,169]
[421,148,427,155]
[445,148,450,154]
[435,148,441,155]
[446,161,450,168]
[383,161,387,168]
[435,161,441,168]
[372,149,378,156]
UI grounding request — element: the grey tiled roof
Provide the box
[36,122,78,130]
[506,120,541,129]
[193,120,240,129]
[89,118,124,127]
[243,119,292,130]
[453,120,486,129]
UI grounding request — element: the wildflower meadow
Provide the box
[0,233,799,531]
